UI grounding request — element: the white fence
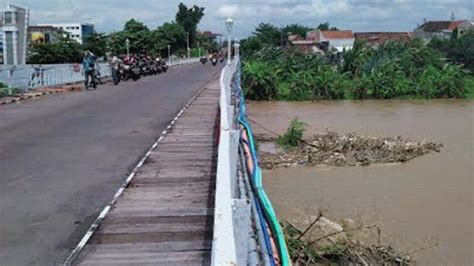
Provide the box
[211,44,271,266]
[0,58,200,91]
[0,63,110,90]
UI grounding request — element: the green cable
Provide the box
[241,121,291,265]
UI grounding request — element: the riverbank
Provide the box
[249,99,473,265]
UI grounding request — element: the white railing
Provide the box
[212,44,265,266]
[212,53,240,265]
[0,63,110,90]
[0,58,200,91]
[167,57,200,67]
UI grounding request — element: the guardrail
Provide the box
[0,63,110,90]
[212,44,290,266]
[0,58,200,91]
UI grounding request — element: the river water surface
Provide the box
[248,100,473,265]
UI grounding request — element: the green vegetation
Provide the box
[28,32,84,64]
[277,119,307,149]
[466,76,474,99]
[283,220,413,265]
[241,22,336,56]
[242,38,470,100]
[27,2,213,64]
[429,31,474,72]
[0,85,22,98]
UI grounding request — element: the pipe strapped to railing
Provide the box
[212,44,290,266]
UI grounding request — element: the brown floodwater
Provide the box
[248,100,473,265]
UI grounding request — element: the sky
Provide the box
[2,0,473,39]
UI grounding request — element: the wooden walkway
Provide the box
[75,78,220,265]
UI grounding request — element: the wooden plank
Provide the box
[77,76,219,265]
[78,251,211,265]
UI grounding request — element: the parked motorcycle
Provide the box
[200,57,208,64]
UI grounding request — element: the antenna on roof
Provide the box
[451,12,455,21]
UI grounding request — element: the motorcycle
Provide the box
[160,61,168,73]
[200,57,208,64]
[211,57,218,66]
[122,63,141,81]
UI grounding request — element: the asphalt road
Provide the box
[0,62,222,265]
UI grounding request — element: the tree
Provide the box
[282,24,311,37]
[253,23,282,47]
[429,30,474,72]
[175,3,205,47]
[108,19,151,55]
[240,36,263,56]
[150,22,186,57]
[28,32,83,64]
[316,22,339,31]
[83,32,107,58]
[196,32,218,53]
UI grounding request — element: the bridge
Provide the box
[0,47,290,265]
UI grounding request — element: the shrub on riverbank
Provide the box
[242,39,470,100]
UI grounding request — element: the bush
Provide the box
[416,64,467,98]
[429,31,474,72]
[242,38,469,100]
[242,59,278,100]
[277,119,307,148]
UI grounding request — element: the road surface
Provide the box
[0,63,222,265]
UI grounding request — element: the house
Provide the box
[413,20,473,42]
[200,31,222,42]
[287,30,354,54]
[354,32,412,47]
[307,30,355,52]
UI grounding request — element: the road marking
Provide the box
[63,73,218,266]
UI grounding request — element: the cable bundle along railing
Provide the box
[212,44,290,266]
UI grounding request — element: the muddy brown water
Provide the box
[248,100,473,265]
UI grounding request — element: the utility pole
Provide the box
[167,44,171,66]
[198,40,201,57]
[125,39,130,58]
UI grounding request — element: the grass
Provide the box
[276,118,307,149]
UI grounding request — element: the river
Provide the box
[248,100,473,265]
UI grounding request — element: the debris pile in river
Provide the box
[283,214,417,265]
[258,131,442,169]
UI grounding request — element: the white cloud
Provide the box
[0,0,471,38]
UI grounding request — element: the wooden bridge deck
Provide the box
[75,79,220,265]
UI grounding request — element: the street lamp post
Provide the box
[125,39,130,58]
[225,17,234,64]
[167,44,171,66]
[186,32,190,59]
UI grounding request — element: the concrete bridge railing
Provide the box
[212,43,288,266]
[0,58,199,91]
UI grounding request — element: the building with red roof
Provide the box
[414,19,473,42]
[354,32,412,47]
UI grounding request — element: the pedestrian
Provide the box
[82,51,97,90]
[108,55,121,85]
